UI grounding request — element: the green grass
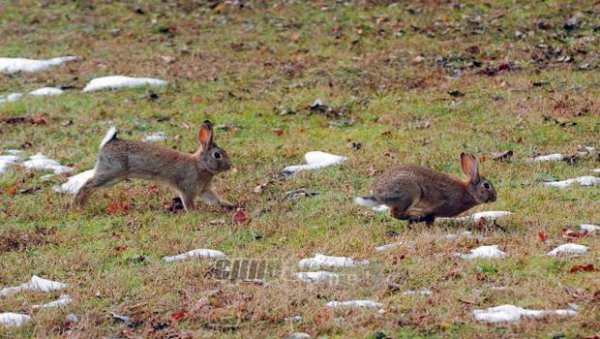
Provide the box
[1,0,599,337]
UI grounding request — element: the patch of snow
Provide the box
[23,153,73,174]
[82,76,167,92]
[284,333,311,339]
[0,56,76,74]
[473,304,576,323]
[375,242,404,252]
[543,176,600,188]
[53,169,95,194]
[0,275,68,297]
[444,231,474,240]
[547,243,588,257]
[29,87,64,96]
[580,224,600,233]
[439,211,512,222]
[592,168,600,174]
[31,294,72,309]
[299,253,368,270]
[143,132,167,142]
[3,150,23,155]
[528,153,563,162]
[0,92,23,104]
[283,151,348,174]
[0,155,21,174]
[326,300,383,309]
[456,245,507,260]
[284,315,303,322]
[0,313,31,327]
[293,271,339,283]
[402,289,433,297]
[162,249,226,263]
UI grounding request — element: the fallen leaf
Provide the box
[569,264,597,274]
[107,201,129,215]
[562,228,588,240]
[538,231,547,243]
[170,309,187,321]
[233,208,249,224]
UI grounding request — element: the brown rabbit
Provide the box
[73,120,234,211]
[357,153,496,225]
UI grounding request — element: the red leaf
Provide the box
[537,231,547,243]
[233,208,249,224]
[107,201,129,215]
[569,264,597,274]
[562,228,588,240]
[170,309,187,321]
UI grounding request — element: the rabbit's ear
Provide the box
[198,120,214,148]
[460,153,479,181]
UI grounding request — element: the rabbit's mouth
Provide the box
[486,193,497,203]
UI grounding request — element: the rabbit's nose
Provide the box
[488,193,497,202]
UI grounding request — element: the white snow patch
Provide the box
[298,253,368,270]
[580,224,600,233]
[0,313,31,327]
[52,169,95,194]
[23,153,73,174]
[438,211,513,222]
[285,333,311,339]
[143,132,167,142]
[0,56,76,74]
[82,76,167,92]
[444,231,474,240]
[473,304,576,323]
[547,243,588,257]
[592,168,600,174]
[3,150,23,155]
[456,245,507,260]
[528,153,563,162]
[402,289,433,297]
[326,300,383,309]
[0,155,21,174]
[0,276,68,297]
[31,295,72,309]
[293,271,340,283]
[543,176,600,188]
[162,249,226,263]
[29,87,64,97]
[283,151,348,174]
[0,92,23,104]
[375,242,404,252]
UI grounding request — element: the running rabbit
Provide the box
[73,120,233,211]
[357,153,496,225]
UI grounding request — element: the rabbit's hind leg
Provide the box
[72,173,125,208]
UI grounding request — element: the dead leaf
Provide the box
[233,208,249,224]
[107,201,129,215]
[538,231,547,243]
[569,264,597,274]
[562,228,588,240]
[170,309,187,321]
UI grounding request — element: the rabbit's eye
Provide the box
[213,151,221,159]
[483,182,491,189]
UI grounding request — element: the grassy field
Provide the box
[1,0,599,337]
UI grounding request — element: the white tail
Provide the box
[354,196,379,207]
[100,127,117,149]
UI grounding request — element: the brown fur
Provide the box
[73,121,233,212]
[371,153,496,225]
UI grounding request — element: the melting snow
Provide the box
[31,295,72,309]
[528,153,563,162]
[143,132,167,142]
[285,333,311,339]
[473,304,576,323]
[402,289,433,297]
[0,155,21,174]
[82,76,168,92]
[547,243,588,257]
[162,249,226,262]
[592,168,600,174]
[0,56,76,74]
[23,153,73,174]
[0,313,31,327]
[580,224,600,233]
[299,253,368,270]
[0,276,67,297]
[29,87,64,96]
[456,245,507,260]
[53,169,95,194]
[283,151,348,174]
[0,92,23,104]
[293,271,340,283]
[444,231,474,240]
[3,150,23,155]
[543,176,600,188]
[375,242,405,252]
[326,300,383,309]
[438,211,513,222]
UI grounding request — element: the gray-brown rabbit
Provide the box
[73,120,233,211]
[357,153,496,225]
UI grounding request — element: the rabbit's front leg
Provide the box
[201,186,234,208]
